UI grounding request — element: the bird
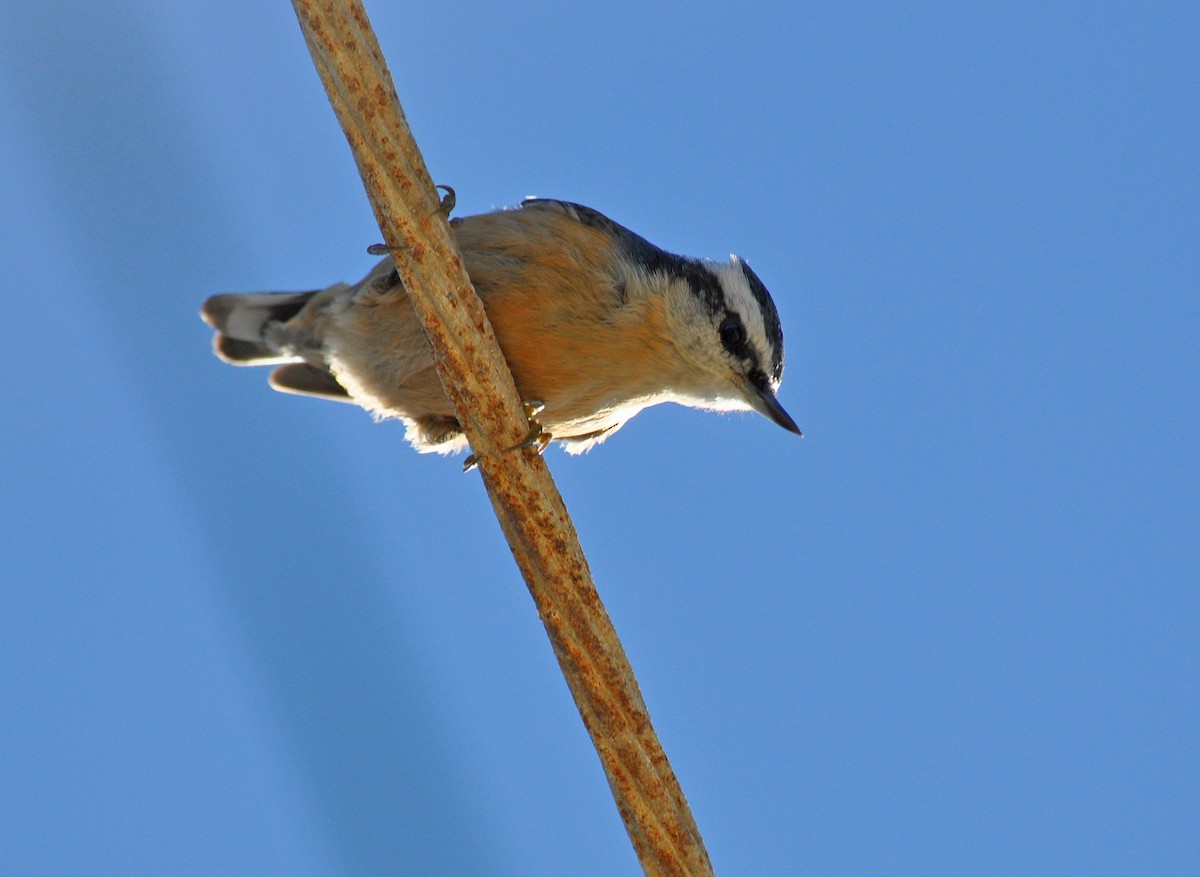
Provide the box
[200,197,801,456]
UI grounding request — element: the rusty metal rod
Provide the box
[288,3,715,874]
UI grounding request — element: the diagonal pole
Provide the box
[287,2,715,874]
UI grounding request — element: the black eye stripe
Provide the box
[738,260,784,381]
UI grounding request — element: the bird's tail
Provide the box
[200,290,316,365]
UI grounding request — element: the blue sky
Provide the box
[1,2,1196,874]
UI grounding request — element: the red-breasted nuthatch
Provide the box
[201,198,801,455]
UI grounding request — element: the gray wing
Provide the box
[519,198,674,268]
[520,198,729,319]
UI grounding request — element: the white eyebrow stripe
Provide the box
[710,259,779,378]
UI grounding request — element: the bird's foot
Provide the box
[367,185,459,255]
[435,185,456,219]
[463,401,551,472]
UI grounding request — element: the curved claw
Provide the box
[504,423,552,455]
[435,185,456,219]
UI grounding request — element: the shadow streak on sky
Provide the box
[0,4,493,873]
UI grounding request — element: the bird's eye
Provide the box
[719,316,746,354]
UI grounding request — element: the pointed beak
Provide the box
[748,384,803,437]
